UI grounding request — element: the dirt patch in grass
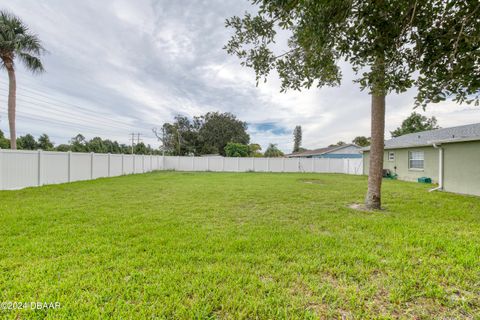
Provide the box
[300,179,324,185]
[348,203,370,211]
[348,203,387,212]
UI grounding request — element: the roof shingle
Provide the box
[364,123,480,150]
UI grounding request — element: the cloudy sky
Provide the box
[1,0,478,152]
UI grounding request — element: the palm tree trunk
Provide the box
[6,64,17,150]
[365,92,385,209]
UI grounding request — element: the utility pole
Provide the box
[130,133,142,154]
[136,133,142,145]
[152,127,166,156]
[130,133,135,154]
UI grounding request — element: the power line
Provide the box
[0,79,146,123]
[0,81,160,145]
[129,132,142,154]
[0,88,139,129]
[0,110,149,141]
[0,98,135,132]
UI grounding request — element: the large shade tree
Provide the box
[391,112,439,137]
[0,11,45,150]
[225,0,479,209]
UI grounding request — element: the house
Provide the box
[362,123,480,196]
[287,144,362,158]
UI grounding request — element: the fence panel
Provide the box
[223,158,238,172]
[177,157,193,171]
[69,153,90,182]
[238,158,254,172]
[122,155,134,174]
[193,157,208,171]
[42,152,69,185]
[163,156,177,170]
[110,154,123,176]
[207,157,223,171]
[92,154,109,178]
[282,158,297,172]
[252,158,268,172]
[133,155,143,173]
[0,150,39,189]
[345,158,363,175]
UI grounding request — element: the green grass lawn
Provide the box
[1,172,479,319]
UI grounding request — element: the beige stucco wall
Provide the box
[443,141,480,196]
[363,147,439,183]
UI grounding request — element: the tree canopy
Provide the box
[292,125,302,153]
[161,112,251,156]
[0,130,10,149]
[352,136,371,147]
[329,141,347,147]
[264,143,284,157]
[38,134,54,151]
[224,142,250,157]
[391,112,440,137]
[16,134,37,150]
[225,1,479,105]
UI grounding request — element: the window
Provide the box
[409,151,424,170]
[388,151,395,161]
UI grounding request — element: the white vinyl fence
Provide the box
[0,150,363,190]
[162,156,363,175]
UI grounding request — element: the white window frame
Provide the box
[408,151,424,171]
[388,151,395,162]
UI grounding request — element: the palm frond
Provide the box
[0,10,45,73]
[16,34,45,55]
[17,52,44,73]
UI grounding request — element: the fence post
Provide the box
[192,155,195,171]
[237,157,240,172]
[206,156,210,171]
[90,152,94,179]
[142,155,145,173]
[121,154,125,175]
[150,155,153,171]
[107,153,111,177]
[133,155,136,174]
[311,158,314,172]
[328,158,331,172]
[267,158,270,172]
[222,157,225,171]
[37,150,43,186]
[177,156,180,171]
[67,151,72,182]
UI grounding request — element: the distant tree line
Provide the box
[0,131,160,155]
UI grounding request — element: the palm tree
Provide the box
[0,11,44,149]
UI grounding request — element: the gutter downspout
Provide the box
[429,143,443,192]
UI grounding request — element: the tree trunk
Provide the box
[6,64,17,150]
[365,93,386,209]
